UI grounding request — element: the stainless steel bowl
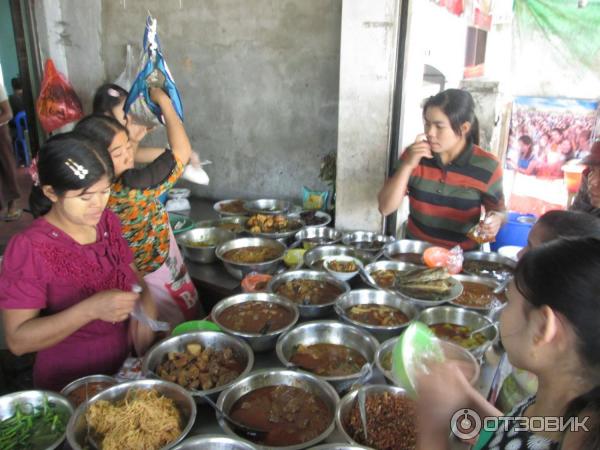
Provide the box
[216,369,339,450]
[462,251,516,282]
[178,227,236,264]
[292,210,332,228]
[294,227,343,250]
[60,374,117,406]
[197,216,249,237]
[216,237,286,280]
[341,232,395,262]
[214,199,249,217]
[244,199,292,215]
[374,336,398,385]
[310,445,369,450]
[335,385,413,447]
[360,260,417,289]
[450,275,506,320]
[211,293,300,352]
[382,239,432,263]
[267,270,350,319]
[417,305,498,358]
[304,245,357,271]
[172,434,257,450]
[141,331,254,399]
[0,390,73,450]
[276,321,379,392]
[245,214,305,242]
[375,336,481,386]
[66,379,196,450]
[335,289,419,342]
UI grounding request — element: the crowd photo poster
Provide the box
[504,96,599,215]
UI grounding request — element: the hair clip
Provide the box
[107,88,121,97]
[65,158,89,180]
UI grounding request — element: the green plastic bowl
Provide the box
[169,213,196,235]
[172,320,222,336]
[391,321,443,396]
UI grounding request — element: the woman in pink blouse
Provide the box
[0,133,157,391]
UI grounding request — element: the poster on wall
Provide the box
[504,96,599,216]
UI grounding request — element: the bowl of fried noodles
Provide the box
[66,379,196,450]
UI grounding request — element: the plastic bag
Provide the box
[114,43,138,90]
[302,186,329,210]
[423,245,463,274]
[124,15,184,128]
[36,59,84,133]
[467,216,496,244]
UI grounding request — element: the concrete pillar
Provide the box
[335,0,402,232]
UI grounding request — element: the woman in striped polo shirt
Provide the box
[378,89,506,250]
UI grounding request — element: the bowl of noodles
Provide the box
[66,379,196,450]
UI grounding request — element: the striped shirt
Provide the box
[397,144,505,250]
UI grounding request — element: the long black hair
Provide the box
[515,237,600,448]
[29,133,114,217]
[92,83,128,117]
[423,89,480,146]
[74,114,128,151]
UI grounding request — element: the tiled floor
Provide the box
[0,166,35,393]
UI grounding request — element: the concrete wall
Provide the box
[0,0,19,94]
[335,0,400,232]
[33,0,342,202]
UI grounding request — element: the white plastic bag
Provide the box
[114,44,138,90]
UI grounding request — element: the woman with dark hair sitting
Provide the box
[0,133,157,391]
[417,237,600,449]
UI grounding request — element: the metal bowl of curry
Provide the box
[450,274,505,313]
[216,237,286,280]
[178,227,236,264]
[212,293,300,352]
[335,289,419,342]
[216,369,339,449]
[382,239,432,265]
[341,231,395,262]
[275,321,379,392]
[303,245,358,271]
[214,199,250,217]
[243,199,293,216]
[293,226,343,250]
[417,305,498,358]
[462,251,515,283]
[267,270,351,319]
[196,216,249,236]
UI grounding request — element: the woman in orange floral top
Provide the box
[75,88,199,328]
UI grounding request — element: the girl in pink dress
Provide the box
[0,133,157,391]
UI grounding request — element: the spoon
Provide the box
[358,387,368,441]
[493,276,512,294]
[191,389,269,441]
[468,322,497,338]
[258,320,272,335]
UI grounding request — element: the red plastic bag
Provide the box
[36,59,84,133]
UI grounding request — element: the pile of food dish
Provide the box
[216,301,295,334]
[85,388,182,450]
[273,278,345,306]
[155,343,244,391]
[222,246,282,264]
